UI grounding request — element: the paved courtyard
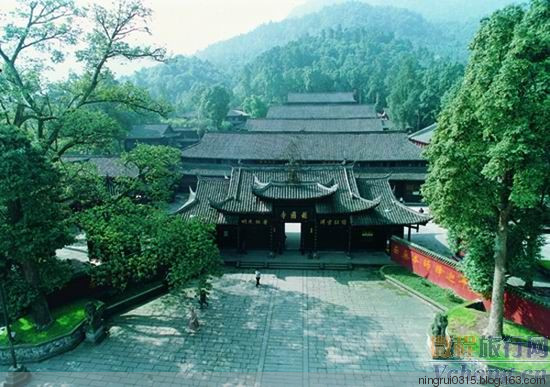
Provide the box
[3,269,444,386]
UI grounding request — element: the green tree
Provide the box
[387,56,423,130]
[242,95,268,118]
[58,161,110,211]
[422,1,549,337]
[80,200,220,291]
[0,125,72,327]
[162,220,221,291]
[0,0,167,157]
[120,144,183,204]
[198,85,231,129]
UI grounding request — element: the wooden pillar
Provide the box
[407,225,411,241]
[313,218,319,259]
[269,219,275,256]
[347,220,352,257]
[237,223,241,253]
[299,222,304,255]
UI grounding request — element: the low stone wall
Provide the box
[0,322,85,365]
[390,236,550,338]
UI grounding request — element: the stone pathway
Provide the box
[1,269,445,386]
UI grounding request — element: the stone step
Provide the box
[235,261,352,270]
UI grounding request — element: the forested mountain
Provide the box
[130,2,474,126]
[129,56,228,114]
[289,0,518,22]
[239,29,464,131]
[196,2,476,72]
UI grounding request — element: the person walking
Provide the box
[198,289,209,309]
[255,270,261,287]
[188,307,199,331]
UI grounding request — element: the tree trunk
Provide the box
[486,200,511,338]
[8,199,54,328]
[21,261,53,329]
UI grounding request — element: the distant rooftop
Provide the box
[245,118,392,132]
[267,104,377,119]
[127,124,176,139]
[227,109,249,117]
[286,92,356,104]
[62,156,138,178]
[409,123,436,145]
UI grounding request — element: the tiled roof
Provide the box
[182,132,424,162]
[408,123,436,145]
[182,163,233,177]
[245,118,392,132]
[127,124,174,139]
[194,166,379,216]
[355,167,427,181]
[177,177,234,224]
[286,92,356,104]
[252,176,338,201]
[267,104,377,119]
[177,165,429,227]
[353,177,431,225]
[62,156,138,178]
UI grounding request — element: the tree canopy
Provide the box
[422,0,549,337]
[0,0,168,157]
[238,28,463,130]
[0,125,73,325]
[198,85,231,129]
[0,0,173,326]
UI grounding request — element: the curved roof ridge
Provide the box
[175,186,198,214]
[386,185,432,222]
[253,174,271,191]
[359,173,393,180]
[345,167,381,210]
[209,196,235,212]
[316,180,337,192]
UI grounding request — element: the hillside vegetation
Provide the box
[196,2,476,71]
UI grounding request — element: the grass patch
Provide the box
[0,299,94,346]
[447,306,550,372]
[538,260,550,271]
[383,265,465,309]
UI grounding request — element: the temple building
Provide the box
[181,92,425,202]
[246,91,394,132]
[177,164,430,254]
[177,92,431,255]
[181,131,426,203]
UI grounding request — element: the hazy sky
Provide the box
[1,0,306,77]
[141,0,306,55]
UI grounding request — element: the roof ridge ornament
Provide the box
[253,175,271,191]
[175,186,198,214]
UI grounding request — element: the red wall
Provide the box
[390,239,480,300]
[483,291,550,339]
[391,238,550,338]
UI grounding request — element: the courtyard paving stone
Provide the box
[0,268,457,386]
